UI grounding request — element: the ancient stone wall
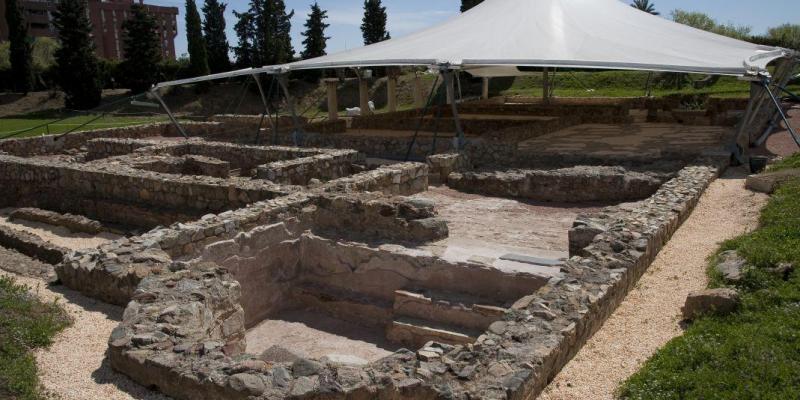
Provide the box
[0,155,290,228]
[447,166,672,203]
[320,162,428,195]
[101,158,727,400]
[0,225,68,265]
[0,122,224,157]
[255,150,363,185]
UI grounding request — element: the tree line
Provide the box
[2,0,798,109]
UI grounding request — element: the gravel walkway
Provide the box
[0,268,168,400]
[539,167,768,400]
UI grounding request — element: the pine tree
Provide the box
[186,0,210,77]
[120,5,162,93]
[361,0,390,45]
[5,0,33,93]
[52,0,101,109]
[272,0,295,64]
[301,2,329,60]
[233,10,255,67]
[460,0,483,12]
[202,0,231,73]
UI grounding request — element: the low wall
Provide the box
[321,162,429,195]
[0,225,68,265]
[0,155,289,228]
[255,150,363,185]
[0,122,223,157]
[447,166,671,203]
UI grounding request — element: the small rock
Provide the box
[292,358,324,377]
[682,288,740,321]
[259,345,302,363]
[714,250,747,283]
[229,373,265,395]
[321,354,368,366]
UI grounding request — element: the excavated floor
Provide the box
[245,309,401,363]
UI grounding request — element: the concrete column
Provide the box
[359,78,370,115]
[325,80,338,121]
[481,77,490,100]
[413,75,425,108]
[387,75,398,113]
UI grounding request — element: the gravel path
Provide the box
[0,269,168,400]
[539,167,768,400]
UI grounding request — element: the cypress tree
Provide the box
[272,0,295,64]
[233,10,255,67]
[460,0,484,12]
[186,0,210,77]
[5,0,33,93]
[121,5,162,93]
[202,0,231,73]
[301,2,329,60]
[52,0,101,109]
[361,0,390,45]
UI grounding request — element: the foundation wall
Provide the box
[0,155,288,228]
[0,122,224,157]
[447,166,671,203]
[255,150,363,185]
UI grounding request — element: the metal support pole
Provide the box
[253,73,278,145]
[277,73,304,146]
[442,69,465,150]
[151,89,188,139]
[760,77,800,148]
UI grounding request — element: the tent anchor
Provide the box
[253,73,278,145]
[150,88,188,139]
[760,76,800,149]
[277,73,304,146]
[441,67,465,151]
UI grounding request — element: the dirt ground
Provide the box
[539,167,768,400]
[0,208,122,251]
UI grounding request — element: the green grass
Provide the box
[619,180,800,400]
[0,276,71,400]
[768,152,800,172]
[0,115,169,140]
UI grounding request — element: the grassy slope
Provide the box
[767,152,800,172]
[0,276,71,400]
[0,115,169,139]
[619,177,800,400]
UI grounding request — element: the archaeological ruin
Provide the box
[0,94,745,399]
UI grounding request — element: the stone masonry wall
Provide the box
[102,158,726,400]
[447,166,672,203]
[255,150,363,185]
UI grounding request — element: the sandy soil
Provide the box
[246,309,400,362]
[0,268,167,400]
[412,186,607,251]
[0,209,122,251]
[539,167,768,400]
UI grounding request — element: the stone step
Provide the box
[386,316,481,349]
[393,289,507,331]
[290,282,393,329]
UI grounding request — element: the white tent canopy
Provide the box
[155,0,795,90]
[287,0,787,76]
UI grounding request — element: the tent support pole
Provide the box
[150,89,188,139]
[277,73,304,146]
[404,73,440,161]
[442,69,465,150]
[760,77,800,149]
[253,73,278,145]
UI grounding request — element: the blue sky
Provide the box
[148,0,800,59]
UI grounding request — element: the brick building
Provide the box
[0,0,179,60]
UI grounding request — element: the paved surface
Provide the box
[539,167,768,400]
[518,123,731,157]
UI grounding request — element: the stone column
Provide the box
[482,77,490,100]
[446,74,455,105]
[542,68,550,104]
[413,75,425,108]
[387,75,398,113]
[325,80,338,121]
[359,78,371,115]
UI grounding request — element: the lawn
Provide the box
[0,114,169,140]
[619,177,800,400]
[0,276,71,400]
